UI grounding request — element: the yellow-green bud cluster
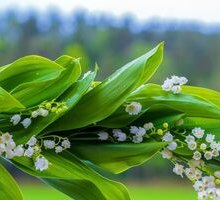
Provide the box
[42,101,68,114]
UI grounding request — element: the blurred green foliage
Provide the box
[1,9,220,90]
[21,184,196,200]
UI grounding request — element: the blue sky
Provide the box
[1,0,220,23]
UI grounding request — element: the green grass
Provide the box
[129,186,196,200]
[21,184,197,200]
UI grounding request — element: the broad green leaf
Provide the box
[49,43,164,131]
[131,105,185,128]
[44,179,107,200]
[100,84,220,128]
[12,151,131,200]
[182,86,220,108]
[0,164,23,200]
[70,141,166,174]
[99,101,184,128]
[11,56,81,107]
[0,87,25,113]
[0,56,64,92]
[0,64,10,73]
[13,69,96,144]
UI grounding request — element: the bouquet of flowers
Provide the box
[1,42,220,200]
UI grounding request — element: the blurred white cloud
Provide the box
[1,0,220,23]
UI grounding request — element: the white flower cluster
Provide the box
[10,101,68,129]
[162,131,178,151]
[10,108,49,129]
[0,133,48,171]
[125,101,142,115]
[160,125,220,200]
[97,131,109,141]
[43,137,71,154]
[160,124,178,159]
[161,148,173,159]
[170,160,220,200]
[171,160,203,180]
[26,136,71,171]
[0,132,71,172]
[35,156,49,172]
[143,122,154,130]
[193,176,220,200]
[113,129,127,141]
[130,126,146,143]
[24,135,39,157]
[0,132,24,159]
[97,128,128,142]
[185,128,220,161]
[97,122,154,143]
[162,75,188,94]
[10,114,32,129]
[31,107,49,118]
[18,135,49,171]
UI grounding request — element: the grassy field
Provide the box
[21,184,197,200]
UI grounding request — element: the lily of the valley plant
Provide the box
[1,42,220,200]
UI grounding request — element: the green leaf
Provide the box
[100,84,220,128]
[132,106,185,128]
[0,87,25,113]
[0,56,64,92]
[56,67,97,109]
[50,43,164,131]
[99,102,184,128]
[12,151,131,200]
[70,141,166,174]
[11,56,81,107]
[44,179,107,200]
[0,164,23,200]
[182,86,220,108]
